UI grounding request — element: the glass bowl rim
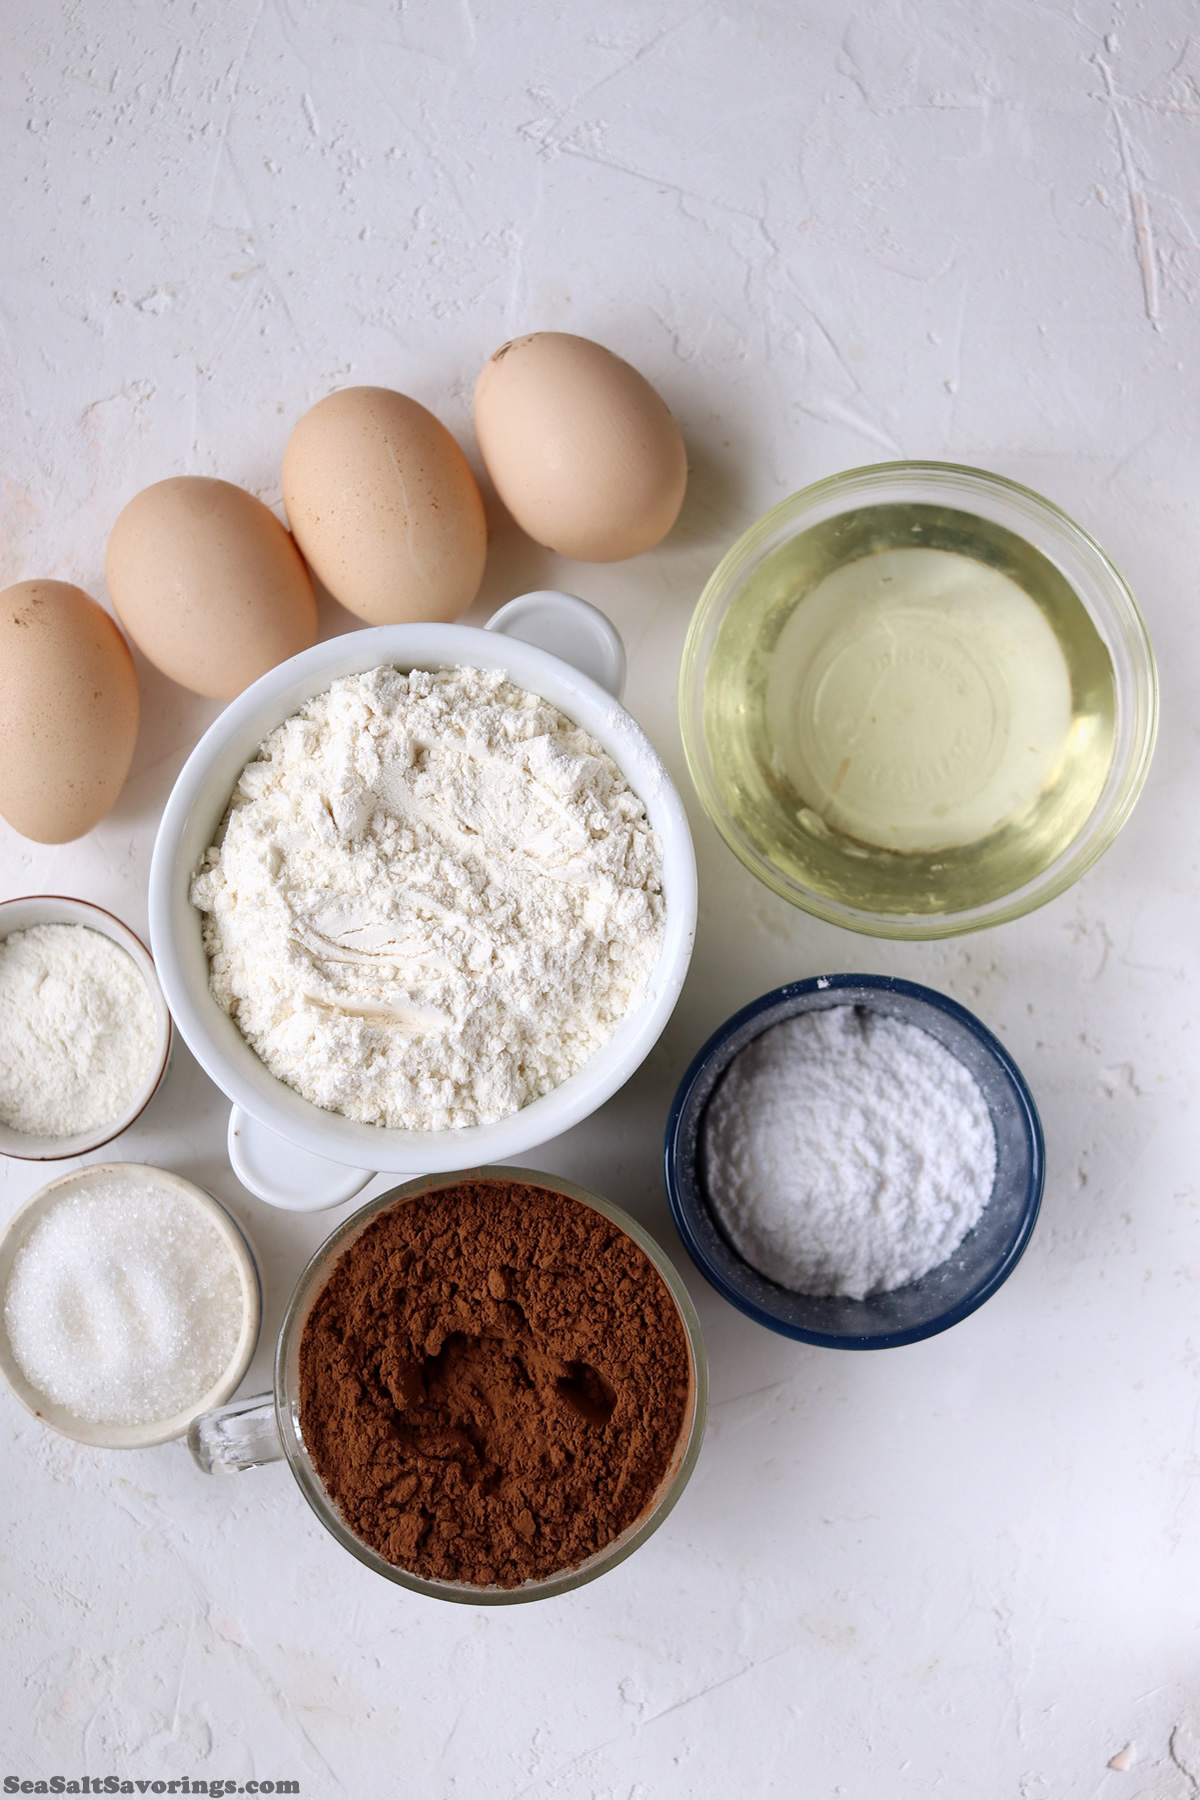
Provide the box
[678,460,1159,939]
[663,973,1046,1349]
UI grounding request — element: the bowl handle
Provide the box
[227,1105,375,1210]
[485,591,626,699]
[189,1390,282,1474]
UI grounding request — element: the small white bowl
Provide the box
[0,896,173,1161]
[0,1162,261,1448]
[148,619,698,1208]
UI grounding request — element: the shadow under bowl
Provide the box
[664,975,1045,1349]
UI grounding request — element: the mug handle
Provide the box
[189,1390,283,1473]
[228,1105,375,1210]
[485,591,627,700]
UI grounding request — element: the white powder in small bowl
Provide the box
[702,1005,997,1300]
[0,923,159,1137]
[3,1174,246,1427]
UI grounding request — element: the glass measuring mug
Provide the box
[189,1168,707,1604]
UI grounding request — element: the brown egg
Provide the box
[0,580,139,844]
[105,477,318,701]
[473,332,688,561]
[281,387,487,625]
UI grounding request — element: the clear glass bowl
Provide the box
[679,462,1158,938]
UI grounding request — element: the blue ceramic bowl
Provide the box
[664,975,1045,1349]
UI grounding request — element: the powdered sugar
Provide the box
[0,924,159,1137]
[191,665,666,1131]
[703,1005,997,1299]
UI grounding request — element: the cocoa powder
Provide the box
[298,1178,693,1588]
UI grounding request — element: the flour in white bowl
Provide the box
[191,665,666,1131]
[702,1005,996,1298]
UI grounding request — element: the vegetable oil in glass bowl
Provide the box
[680,466,1157,937]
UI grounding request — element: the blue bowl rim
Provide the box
[664,973,1046,1350]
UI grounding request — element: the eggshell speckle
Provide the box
[473,332,688,561]
[105,477,318,701]
[0,580,139,844]
[281,387,487,626]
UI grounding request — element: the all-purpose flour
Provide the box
[191,666,666,1130]
[703,1006,996,1298]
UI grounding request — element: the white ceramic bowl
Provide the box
[0,896,173,1161]
[148,619,697,1206]
[0,1162,261,1448]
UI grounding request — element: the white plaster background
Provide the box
[2,1,1199,1793]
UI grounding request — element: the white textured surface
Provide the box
[2,2,1199,1793]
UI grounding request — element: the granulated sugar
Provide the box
[702,1006,997,1299]
[4,1174,245,1426]
[0,923,159,1137]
